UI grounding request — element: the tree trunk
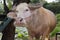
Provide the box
[13,0,30,6]
[1,0,30,40]
[1,20,15,40]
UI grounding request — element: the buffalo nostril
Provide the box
[20,18,23,21]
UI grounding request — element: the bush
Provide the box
[56,14,60,22]
[44,2,60,14]
[30,0,40,3]
[50,14,60,37]
[0,3,4,14]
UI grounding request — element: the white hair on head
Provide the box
[16,3,28,11]
[15,3,32,24]
[16,2,32,18]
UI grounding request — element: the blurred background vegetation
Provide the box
[0,0,60,40]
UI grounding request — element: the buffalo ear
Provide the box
[28,3,41,10]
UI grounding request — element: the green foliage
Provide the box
[7,0,12,10]
[0,3,4,14]
[56,14,60,22]
[56,0,60,3]
[15,27,28,40]
[50,27,60,37]
[0,0,12,14]
[44,2,60,13]
[17,32,28,40]
[0,8,4,14]
[50,14,60,37]
[30,0,40,3]
[17,33,23,38]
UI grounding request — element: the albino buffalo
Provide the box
[7,3,56,40]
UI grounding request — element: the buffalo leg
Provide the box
[28,35,34,40]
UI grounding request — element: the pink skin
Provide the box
[7,12,23,26]
[7,12,17,19]
[14,17,24,26]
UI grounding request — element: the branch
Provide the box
[3,0,10,14]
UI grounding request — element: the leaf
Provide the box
[17,33,23,38]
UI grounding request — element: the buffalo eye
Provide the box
[25,9,29,11]
[20,18,23,21]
